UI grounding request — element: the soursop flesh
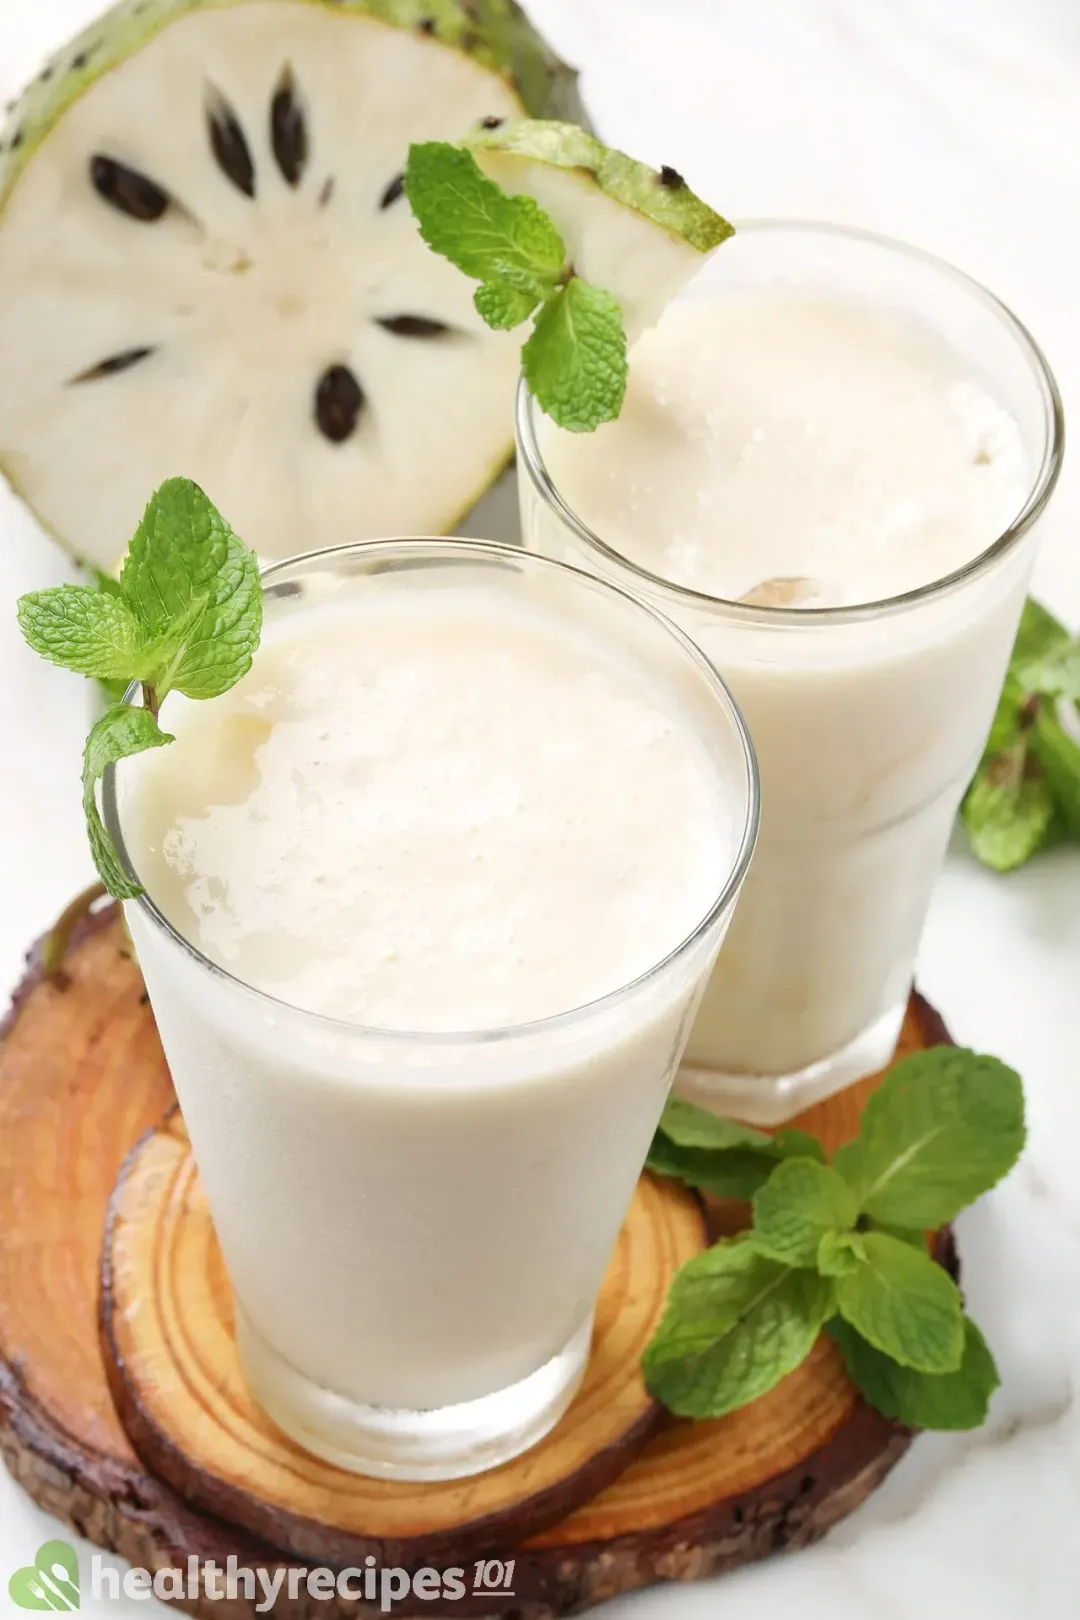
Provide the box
[0,0,582,565]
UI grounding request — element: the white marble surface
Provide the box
[1,0,1079,1614]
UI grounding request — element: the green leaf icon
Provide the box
[9,1541,80,1609]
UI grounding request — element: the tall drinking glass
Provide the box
[517,223,1063,1123]
[103,539,758,1480]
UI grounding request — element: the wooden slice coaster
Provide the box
[0,902,954,1619]
[101,1116,706,1566]
[0,903,278,1584]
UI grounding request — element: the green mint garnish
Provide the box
[751,1158,858,1269]
[643,1044,1024,1431]
[832,1045,1025,1227]
[82,705,173,899]
[18,477,261,900]
[646,1103,824,1202]
[641,1241,835,1420]
[831,1228,964,1373]
[403,141,627,432]
[829,1314,1000,1432]
[963,597,1080,869]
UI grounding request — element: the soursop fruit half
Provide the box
[0,0,583,567]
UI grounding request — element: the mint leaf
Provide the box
[869,1222,930,1252]
[522,278,627,432]
[981,671,1025,758]
[817,1230,866,1277]
[647,1103,824,1202]
[474,281,539,329]
[833,1046,1025,1228]
[1012,596,1070,670]
[963,599,1077,873]
[642,1240,834,1418]
[83,705,172,898]
[771,1129,827,1164]
[655,1099,772,1152]
[404,142,564,296]
[1019,637,1080,701]
[834,1230,963,1373]
[1030,698,1080,838]
[18,585,145,681]
[830,1315,999,1431]
[961,738,1054,872]
[646,1138,780,1202]
[119,478,261,700]
[752,1159,858,1268]
[19,479,263,900]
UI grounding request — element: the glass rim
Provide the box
[516,217,1065,627]
[103,535,760,1049]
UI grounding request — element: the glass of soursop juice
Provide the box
[102,537,757,1482]
[518,221,1063,1124]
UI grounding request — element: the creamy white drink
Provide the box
[520,223,1060,1118]
[110,541,756,1478]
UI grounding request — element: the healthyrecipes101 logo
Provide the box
[9,1541,81,1610]
[9,1542,521,1612]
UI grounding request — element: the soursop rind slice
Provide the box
[0,0,584,566]
[465,119,732,252]
[464,118,733,340]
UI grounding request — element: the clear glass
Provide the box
[103,539,758,1481]
[517,222,1064,1124]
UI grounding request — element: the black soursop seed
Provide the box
[480,115,504,129]
[270,66,307,187]
[68,345,155,385]
[379,172,404,209]
[376,315,454,339]
[206,87,256,198]
[659,165,686,189]
[90,155,170,221]
[418,17,436,32]
[314,365,364,442]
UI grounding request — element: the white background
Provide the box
[1,1,1079,1615]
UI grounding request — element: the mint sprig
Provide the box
[963,597,1080,869]
[18,478,261,900]
[403,141,627,432]
[643,1044,1024,1430]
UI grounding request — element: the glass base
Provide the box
[675,1000,908,1126]
[235,1306,593,1482]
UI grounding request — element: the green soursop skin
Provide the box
[0,0,585,208]
[0,0,585,565]
[465,119,733,254]
[463,117,734,342]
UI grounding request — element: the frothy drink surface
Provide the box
[542,292,1028,606]
[129,587,732,1031]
